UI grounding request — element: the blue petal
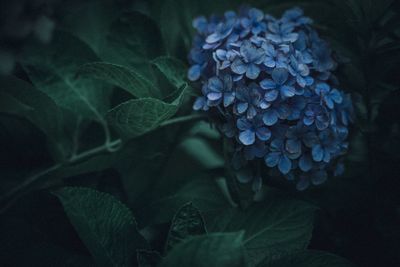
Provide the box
[303,116,314,126]
[296,177,310,191]
[256,127,271,141]
[272,68,289,84]
[260,79,277,90]
[312,144,324,162]
[246,64,260,79]
[223,92,235,107]
[231,58,247,74]
[264,58,276,68]
[206,32,221,43]
[283,32,299,43]
[208,77,223,92]
[281,85,296,97]
[311,170,327,185]
[265,152,280,167]
[236,102,248,114]
[262,109,278,126]
[330,89,343,103]
[239,129,255,145]
[188,65,201,81]
[278,155,292,174]
[236,117,251,131]
[299,155,312,171]
[193,97,206,111]
[207,92,222,101]
[285,139,301,154]
[264,89,279,101]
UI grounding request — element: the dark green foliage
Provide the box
[0,0,399,266]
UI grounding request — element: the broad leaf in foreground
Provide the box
[207,189,317,266]
[107,84,187,139]
[152,56,187,89]
[160,232,246,267]
[54,187,148,267]
[22,31,111,121]
[78,62,159,98]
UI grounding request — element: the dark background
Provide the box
[0,0,399,266]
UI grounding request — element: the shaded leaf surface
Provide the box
[207,189,316,266]
[160,232,246,267]
[54,187,148,267]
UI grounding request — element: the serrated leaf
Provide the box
[152,56,187,89]
[160,232,246,267]
[137,250,162,267]
[259,250,355,267]
[166,202,206,251]
[22,31,111,121]
[207,189,316,266]
[54,187,148,267]
[77,62,159,98]
[107,85,187,139]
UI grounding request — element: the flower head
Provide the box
[188,7,353,190]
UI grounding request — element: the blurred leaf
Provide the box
[78,62,159,98]
[136,178,230,227]
[259,250,355,267]
[102,11,164,84]
[160,232,246,267]
[54,187,148,267]
[152,56,187,89]
[0,76,68,159]
[166,202,206,251]
[137,250,162,267]
[207,189,316,266]
[22,31,111,121]
[107,85,187,139]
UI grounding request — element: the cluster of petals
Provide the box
[188,7,353,190]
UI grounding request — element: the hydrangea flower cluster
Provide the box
[188,7,353,191]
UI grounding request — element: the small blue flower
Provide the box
[315,82,343,109]
[260,68,296,98]
[303,103,330,130]
[241,8,267,35]
[214,49,237,69]
[193,16,208,35]
[205,19,235,45]
[311,129,338,163]
[265,139,296,174]
[266,21,299,44]
[282,7,313,26]
[237,116,271,145]
[235,83,262,119]
[288,55,314,87]
[262,42,287,68]
[262,100,290,126]
[206,74,235,107]
[231,40,265,79]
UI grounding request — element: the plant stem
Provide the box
[0,113,207,213]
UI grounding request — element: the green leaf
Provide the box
[107,85,187,139]
[166,202,207,251]
[137,250,162,267]
[160,232,246,267]
[78,62,159,98]
[54,187,148,267]
[207,189,317,266]
[22,31,111,121]
[102,11,164,81]
[259,250,355,267]
[136,178,230,228]
[152,56,187,89]
[0,76,68,159]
